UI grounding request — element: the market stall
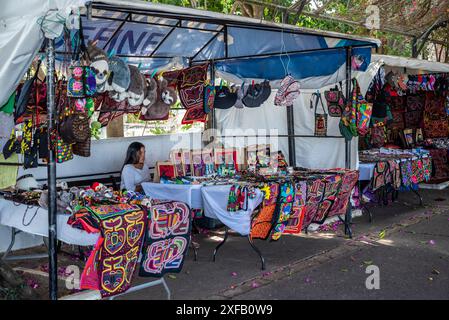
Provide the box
[0,0,380,299]
[352,55,449,210]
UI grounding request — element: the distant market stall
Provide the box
[0,0,380,300]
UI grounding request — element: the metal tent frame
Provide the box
[41,0,379,300]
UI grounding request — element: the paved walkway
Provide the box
[6,188,449,300]
[121,188,449,300]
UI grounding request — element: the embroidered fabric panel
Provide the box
[302,179,326,229]
[139,201,191,277]
[178,64,208,110]
[329,170,359,217]
[250,183,279,240]
[79,205,147,298]
[270,183,295,241]
[284,181,307,235]
[312,175,343,223]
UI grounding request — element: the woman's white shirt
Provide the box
[120,164,151,191]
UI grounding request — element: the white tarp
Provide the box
[0,0,87,106]
[215,88,359,170]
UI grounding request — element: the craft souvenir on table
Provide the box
[191,150,205,176]
[154,161,176,183]
[275,75,300,107]
[214,148,239,172]
[324,83,344,117]
[203,84,216,114]
[250,183,280,240]
[310,91,328,137]
[201,149,215,176]
[170,150,185,177]
[242,81,271,108]
[213,86,237,109]
[178,64,208,110]
[78,204,147,298]
[126,65,145,107]
[87,41,109,93]
[181,150,192,176]
[139,201,191,277]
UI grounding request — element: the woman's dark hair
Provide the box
[122,142,145,171]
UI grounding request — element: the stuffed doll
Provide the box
[105,56,131,97]
[141,76,158,115]
[127,65,145,106]
[86,41,109,93]
[140,77,177,120]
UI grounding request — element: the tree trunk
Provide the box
[0,260,37,299]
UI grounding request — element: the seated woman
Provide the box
[120,142,150,193]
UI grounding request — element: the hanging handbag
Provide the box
[59,111,91,144]
[15,61,42,124]
[324,83,344,117]
[311,92,328,137]
[73,138,91,157]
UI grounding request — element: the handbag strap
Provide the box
[311,92,327,114]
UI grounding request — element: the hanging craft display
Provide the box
[311,91,328,137]
[274,75,300,107]
[139,201,191,277]
[178,64,208,109]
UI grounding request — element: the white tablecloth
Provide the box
[359,163,376,181]
[142,183,264,236]
[359,155,430,181]
[142,183,203,209]
[201,185,263,236]
[0,198,99,246]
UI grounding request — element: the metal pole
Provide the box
[46,38,58,300]
[345,46,352,170]
[286,104,296,166]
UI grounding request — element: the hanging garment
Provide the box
[429,149,449,181]
[78,203,148,298]
[139,201,191,277]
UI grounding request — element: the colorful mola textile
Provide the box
[79,203,147,298]
[311,174,343,223]
[139,201,191,277]
[329,170,359,217]
[178,64,208,110]
[284,181,307,235]
[250,183,279,240]
[302,178,326,229]
[270,182,295,241]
